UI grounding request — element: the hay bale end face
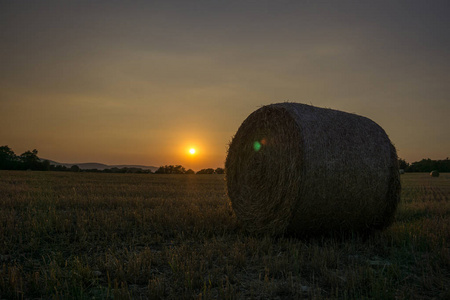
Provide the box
[225,103,401,236]
[430,170,440,177]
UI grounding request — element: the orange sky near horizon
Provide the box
[1,1,449,171]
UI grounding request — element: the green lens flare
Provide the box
[253,141,261,152]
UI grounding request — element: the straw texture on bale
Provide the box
[225,103,400,236]
[430,170,440,177]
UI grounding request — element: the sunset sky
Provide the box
[1,1,449,170]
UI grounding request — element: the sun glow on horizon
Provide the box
[189,148,196,155]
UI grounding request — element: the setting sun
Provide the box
[189,148,196,155]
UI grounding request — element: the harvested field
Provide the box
[0,171,449,299]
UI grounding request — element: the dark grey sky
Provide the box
[1,1,449,168]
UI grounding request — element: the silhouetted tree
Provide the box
[155,165,186,174]
[0,145,19,169]
[196,168,215,174]
[185,169,195,174]
[70,165,80,172]
[215,167,225,174]
[19,149,40,170]
[41,160,51,171]
[398,158,409,170]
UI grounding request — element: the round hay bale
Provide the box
[225,103,401,236]
[430,170,439,177]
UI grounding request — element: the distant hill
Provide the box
[42,159,159,172]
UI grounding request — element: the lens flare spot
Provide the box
[253,141,261,152]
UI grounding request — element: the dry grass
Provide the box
[0,171,449,299]
[225,103,400,236]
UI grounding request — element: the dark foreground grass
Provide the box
[0,171,449,299]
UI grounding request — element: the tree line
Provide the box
[0,146,50,171]
[2,145,447,174]
[154,165,224,174]
[0,146,225,174]
[398,158,450,173]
